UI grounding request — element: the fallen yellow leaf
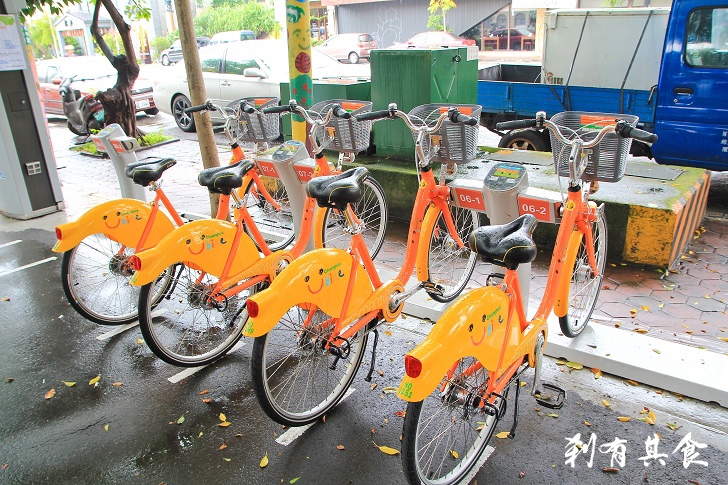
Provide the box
[104,424,109,431]
[634,329,648,334]
[640,305,650,311]
[653,349,661,354]
[384,331,393,336]
[630,309,638,317]
[199,389,209,395]
[590,368,603,379]
[61,381,76,387]
[617,417,631,422]
[219,443,227,450]
[565,362,583,370]
[337,444,345,450]
[219,413,227,422]
[626,380,639,386]
[137,338,144,345]
[382,387,397,394]
[495,431,510,439]
[177,415,185,424]
[218,421,232,427]
[44,388,55,399]
[260,452,269,468]
[373,441,400,455]
[584,421,591,427]
[718,337,728,342]
[450,450,459,459]
[113,382,123,387]
[548,413,559,418]
[202,398,211,404]
[89,375,101,385]
[555,360,568,366]
[602,400,611,407]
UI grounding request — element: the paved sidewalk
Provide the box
[4,118,727,355]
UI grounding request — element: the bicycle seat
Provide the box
[198,159,256,195]
[468,214,538,270]
[306,167,369,209]
[124,158,176,186]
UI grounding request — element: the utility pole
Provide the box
[173,0,221,216]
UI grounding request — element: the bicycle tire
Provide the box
[425,206,480,302]
[138,263,255,367]
[250,305,368,426]
[401,357,499,485]
[319,177,388,259]
[61,234,142,325]
[241,177,295,251]
[559,207,608,338]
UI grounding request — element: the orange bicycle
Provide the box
[397,111,657,485]
[244,103,482,426]
[52,100,279,325]
[128,100,387,367]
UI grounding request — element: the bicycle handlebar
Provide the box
[615,121,658,144]
[495,119,538,131]
[355,109,395,122]
[238,99,256,114]
[449,109,479,126]
[262,104,292,114]
[184,101,214,114]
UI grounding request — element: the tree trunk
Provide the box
[174,0,221,216]
[90,0,140,139]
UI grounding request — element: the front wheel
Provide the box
[401,357,499,485]
[426,206,480,302]
[498,129,548,152]
[559,205,608,338]
[161,54,170,66]
[319,177,388,259]
[138,264,255,366]
[251,306,368,426]
[348,52,360,64]
[241,177,295,251]
[172,95,196,132]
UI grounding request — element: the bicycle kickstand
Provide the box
[363,319,380,382]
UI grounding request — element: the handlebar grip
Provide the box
[184,103,212,114]
[616,122,658,144]
[355,109,394,122]
[262,104,291,114]
[495,119,538,131]
[239,100,256,114]
[332,104,352,120]
[448,108,478,126]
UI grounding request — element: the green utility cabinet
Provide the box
[370,47,478,160]
[279,79,371,140]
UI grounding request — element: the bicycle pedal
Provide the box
[534,383,566,409]
[422,281,444,295]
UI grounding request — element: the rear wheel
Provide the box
[241,177,295,251]
[559,205,608,338]
[251,305,368,426]
[348,52,360,64]
[161,54,170,66]
[61,234,172,325]
[401,357,500,485]
[172,95,196,132]
[138,264,255,366]
[319,177,387,259]
[426,206,480,302]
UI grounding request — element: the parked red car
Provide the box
[390,31,476,49]
[36,56,157,116]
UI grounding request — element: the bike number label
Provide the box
[454,188,485,211]
[256,161,280,179]
[518,196,552,222]
[295,165,314,183]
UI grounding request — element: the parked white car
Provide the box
[153,39,370,132]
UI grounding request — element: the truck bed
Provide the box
[477,79,656,129]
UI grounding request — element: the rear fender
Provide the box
[129,219,260,287]
[52,199,174,253]
[397,287,518,403]
[243,248,373,338]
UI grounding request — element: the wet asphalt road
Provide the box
[1,228,728,484]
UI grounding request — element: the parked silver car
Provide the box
[153,40,370,132]
[317,33,377,64]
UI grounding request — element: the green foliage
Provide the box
[64,36,83,55]
[427,14,444,31]
[428,0,457,15]
[211,0,243,7]
[141,129,173,145]
[94,32,123,56]
[151,32,177,58]
[194,2,278,38]
[27,13,55,58]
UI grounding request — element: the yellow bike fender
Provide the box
[243,248,373,338]
[398,287,518,403]
[129,220,260,287]
[554,231,583,318]
[53,199,174,253]
[415,206,439,282]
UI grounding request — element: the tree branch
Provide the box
[91,0,114,61]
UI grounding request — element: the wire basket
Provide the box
[407,104,482,163]
[549,111,638,182]
[227,97,281,143]
[309,100,373,153]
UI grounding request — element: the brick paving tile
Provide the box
[639,277,676,292]
[673,283,715,298]
[624,295,663,309]
[695,252,728,265]
[597,288,626,303]
[686,267,723,280]
[686,298,727,313]
[647,289,689,304]
[660,302,703,320]
[706,262,728,275]
[598,302,636,319]
[613,282,649,298]
[631,310,679,328]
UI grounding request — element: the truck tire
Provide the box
[498,129,548,152]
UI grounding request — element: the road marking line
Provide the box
[275,387,357,446]
[0,240,22,249]
[167,340,246,383]
[0,257,57,278]
[96,308,166,341]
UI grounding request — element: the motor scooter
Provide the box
[58,76,105,138]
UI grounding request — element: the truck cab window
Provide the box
[685,7,728,68]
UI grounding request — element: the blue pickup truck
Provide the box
[478,0,727,171]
